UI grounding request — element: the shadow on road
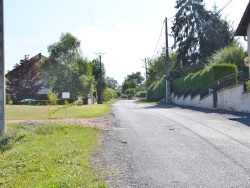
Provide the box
[140,102,250,127]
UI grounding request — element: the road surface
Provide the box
[101,100,250,188]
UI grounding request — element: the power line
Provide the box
[74,0,86,25]
[84,0,95,25]
[149,20,165,62]
[61,0,78,30]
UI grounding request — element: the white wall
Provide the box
[172,93,214,109]
[172,85,250,113]
[217,85,250,113]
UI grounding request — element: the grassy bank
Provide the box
[0,123,108,188]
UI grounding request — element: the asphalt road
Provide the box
[101,100,250,188]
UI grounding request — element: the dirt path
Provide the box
[7,113,116,129]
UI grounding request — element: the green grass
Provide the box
[0,123,108,188]
[6,104,111,120]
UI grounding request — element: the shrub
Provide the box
[147,76,166,102]
[121,94,128,98]
[136,91,147,98]
[103,88,117,102]
[47,90,58,105]
[125,88,136,96]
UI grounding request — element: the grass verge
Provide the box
[6,104,111,120]
[0,123,108,188]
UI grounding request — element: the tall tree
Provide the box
[122,72,144,93]
[90,59,106,102]
[40,33,94,97]
[6,57,43,101]
[171,0,234,73]
[105,76,118,89]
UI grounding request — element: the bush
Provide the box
[103,88,117,102]
[47,91,58,105]
[147,76,166,102]
[121,94,128,98]
[136,91,147,98]
[125,88,136,96]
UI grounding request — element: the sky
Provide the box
[5,0,249,85]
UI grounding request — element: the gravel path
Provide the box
[7,113,116,129]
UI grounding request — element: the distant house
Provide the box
[235,1,250,58]
[31,53,49,98]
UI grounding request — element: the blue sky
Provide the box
[5,0,249,84]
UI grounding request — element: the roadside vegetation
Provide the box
[0,123,108,188]
[1,102,113,188]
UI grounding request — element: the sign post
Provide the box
[62,92,70,116]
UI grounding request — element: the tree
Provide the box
[171,0,234,72]
[125,72,144,85]
[122,72,144,93]
[40,33,94,97]
[105,76,118,89]
[90,59,106,103]
[6,56,43,101]
[122,79,137,93]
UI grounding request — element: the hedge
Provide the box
[136,91,147,98]
[173,63,237,94]
[147,76,166,102]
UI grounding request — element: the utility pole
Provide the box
[142,58,148,88]
[94,52,105,104]
[165,17,171,103]
[0,0,5,134]
[165,17,170,77]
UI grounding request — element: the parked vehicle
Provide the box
[20,99,36,102]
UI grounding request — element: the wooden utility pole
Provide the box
[142,58,148,88]
[95,52,105,104]
[0,0,5,134]
[165,17,170,77]
[165,17,171,103]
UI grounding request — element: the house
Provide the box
[235,1,250,58]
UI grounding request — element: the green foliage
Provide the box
[8,100,13,106]
[40,33,94,98]
[47,90,58,105]
[121,94,128,98]
[122,79,137,93]
[245,80,250,91]
[136,91,147,98]
[147,76,166,102]
[103,88,117,102]
[172,1,234,68]
[207,43,248,72]
[122,72,144,93]
[173,63,238,94]
[125,88,136,96]
[116,91,121,98]
[105,76,118,89]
